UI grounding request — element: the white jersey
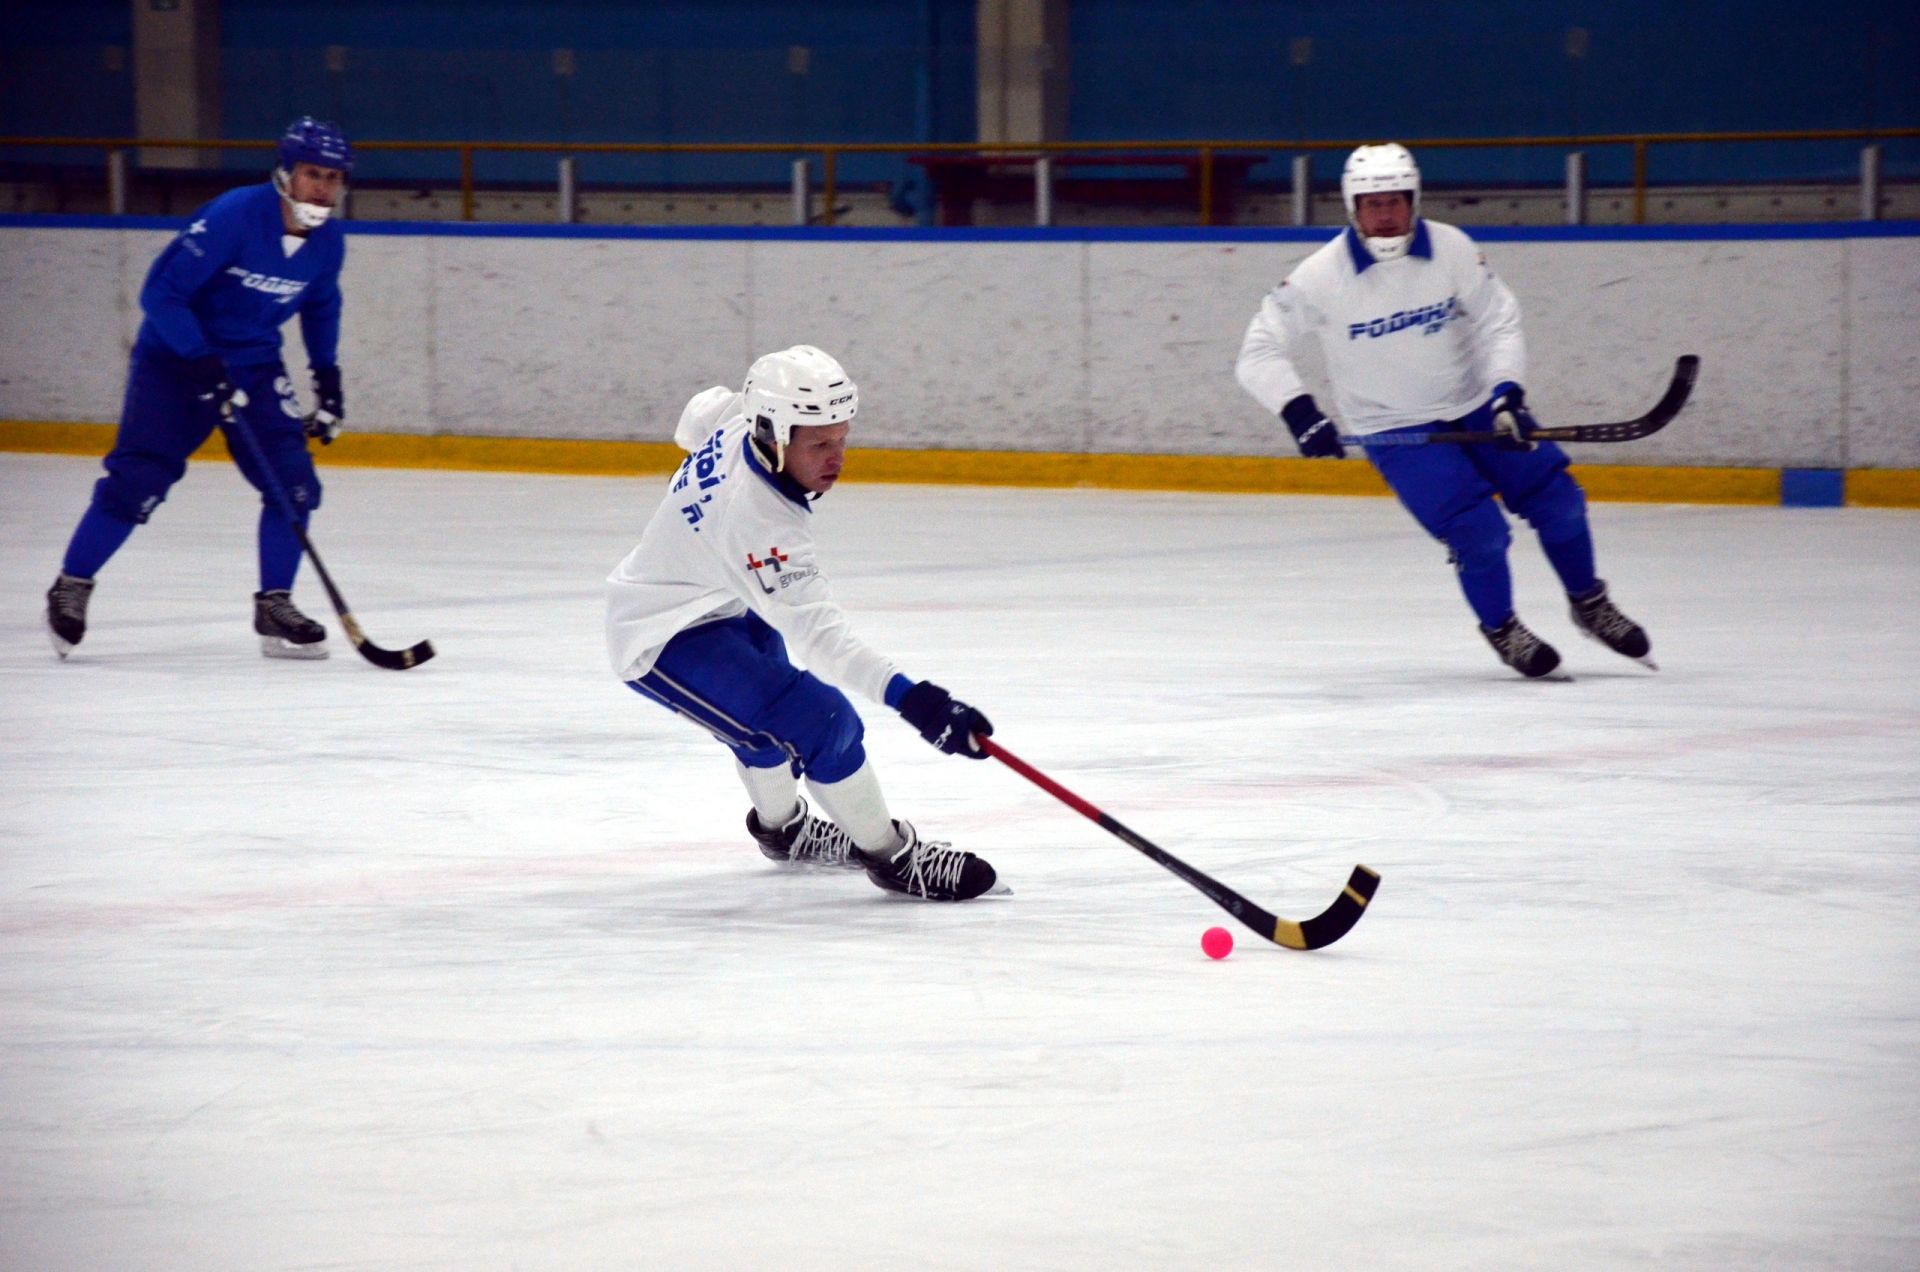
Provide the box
[604,386,901,702]
[1235,219,1525,435]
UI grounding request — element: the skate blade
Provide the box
[49,630,74,660]
[1578,629,1656,671]
[260,635,330,660]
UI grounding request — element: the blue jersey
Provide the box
[134,182,345,370]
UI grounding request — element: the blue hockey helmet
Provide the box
[277,117,353,175]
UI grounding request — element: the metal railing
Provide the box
[3,129,1915,226]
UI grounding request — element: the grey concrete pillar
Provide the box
[1565,152,1587,226]
[1861,144,1881,221]
[1291,155,1312,226]
[133,0,222,170]
[977,0,1069,144]
[558,156,578,224]
[107,150,129,214]
[791,159,811,226]
[1034,156,1053,226]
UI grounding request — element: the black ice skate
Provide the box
[253,589,329,659]
[857,821,999,902]
[1481,614,1563,679]
[1570,580,1656,669]
[746,798,863,868]
[46,572,96,659]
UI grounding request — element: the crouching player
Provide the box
[606,346,999,901]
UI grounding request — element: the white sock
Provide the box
[807,760,903,856]
[735,760,800,829]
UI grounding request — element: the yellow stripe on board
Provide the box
[3,420,1916,507]
[1849,468,1920,508]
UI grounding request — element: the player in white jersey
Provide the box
[1236,143,1652,677]
[607,346,999,901]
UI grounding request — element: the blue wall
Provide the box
[3,0,1913,186]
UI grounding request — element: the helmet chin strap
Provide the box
[273,166,336,229]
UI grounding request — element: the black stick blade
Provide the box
[1268,864,1380,950]
[340,614,436,671]
[1537,353,1699,443]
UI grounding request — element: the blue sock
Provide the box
[61,504,138,579]
[1541,528,1598,598]
[258,506,306,592]
[1457,557,1515,629]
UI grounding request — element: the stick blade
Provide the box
[336,612,435,670]
[352,635,436,671]
[1268,864,1380,950]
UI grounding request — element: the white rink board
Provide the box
[1,222,1916,467]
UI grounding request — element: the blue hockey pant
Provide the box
[627,611,868,784]
[1364,402,1597,629]
[64,347,321,589]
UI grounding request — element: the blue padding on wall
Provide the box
[1781,468,1846,507]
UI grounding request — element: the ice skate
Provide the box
[46,572,96,659]
[254,589,329,659]
[857,821,1000,901]
[1481,614,1564,679]
[1570,580,1655,669]
[746,798,863,868]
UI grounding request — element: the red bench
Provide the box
[906,152,1266,226]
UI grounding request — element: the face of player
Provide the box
[280,162,345,231]
[784,422,850,494]
[1355,191,1413,239]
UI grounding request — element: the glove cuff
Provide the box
[1280,394,1323,434]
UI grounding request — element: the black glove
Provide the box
[187,354,248,420]
[1280,394,1344,459]
[1487,381,1539,451]
[897,680,993,759]
[306,364,344,444]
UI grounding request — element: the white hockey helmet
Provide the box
[742,345,858,469]
[1341,143,1421,261]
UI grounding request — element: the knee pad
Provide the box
[92,455,184,524]
[240,448,323,515]
[1442,500,1511,574]
[284,470,324,515]
[765,677,867,784]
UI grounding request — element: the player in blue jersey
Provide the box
[44,117,355,660]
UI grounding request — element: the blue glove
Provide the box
[1487,381,1539,451]
[306,364,344,444]
[1281,394,1344,459]
[187,354,248,420]
[897,680,993,759]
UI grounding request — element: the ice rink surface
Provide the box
[2,450,1917,1271]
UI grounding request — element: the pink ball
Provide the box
[1201,926,1234,959]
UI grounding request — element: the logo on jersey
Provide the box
[674,427,728,529]
[1348,295,1458,340]
[744,546,815,595]
[188,219,208,236]
[224,266,307,302]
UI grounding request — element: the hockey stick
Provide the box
[220,404,436,671]
[1339,354,1700,448]
[978,736,1379,951]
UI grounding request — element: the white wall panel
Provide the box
[2,224,1914,469]
[749,240,1089,452]
[1845,238,1920,469]
[0,229,137,422]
